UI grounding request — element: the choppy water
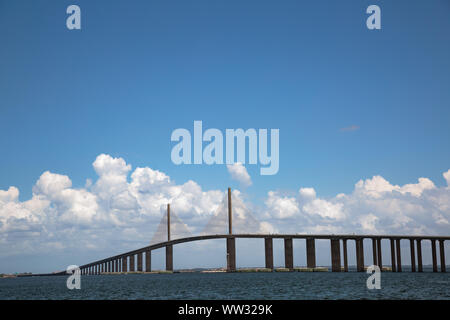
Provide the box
[1,270,449,300]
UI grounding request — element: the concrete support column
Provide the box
[306,238,316,268]
[284,238,293,270]
[129,255,135,272]
[226,237,236,272]
[137,252,143,272]
[390,239,396,272]
[416,240,423,272]
[356,239,365,272]
[264,237,273,270]
[122,257,128,273]
[114,260,117,273]
[372,238,378,267]
[166,245,173,271]
[377,238,382,269]
[431,239,438,272]
[439,240,446,273]
[396,239,402,272]
[330,239,341,272]
[410,239,416,272]
[343,239,348,272]
[145,250,151,272]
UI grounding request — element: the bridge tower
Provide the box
[166,203,173,271]
[226,187,236,272]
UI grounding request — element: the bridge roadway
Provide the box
[68,233,449,276]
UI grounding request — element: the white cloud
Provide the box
[265,191,299,219]
[1,154,450,269]
[227,162,252,187]
[443,169,450,186]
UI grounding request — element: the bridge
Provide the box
[67,188,448,275]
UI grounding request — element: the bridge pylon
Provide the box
[227,187,236,272]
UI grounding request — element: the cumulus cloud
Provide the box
[227,162,252,187]
[263,173,450,235]
[0,153,449,264]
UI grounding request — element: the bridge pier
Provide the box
[410,239,416,272]
[356,239,364,272]
[146,250,151,272]
[130,255,135,272]
[390,239,396,272]
[122,257,128,273]
[431,239,438,272]
[396,239,402,272]
[342,239,348,272]
[306,238,316,268]
[439,240,446,273]
[377,238,382,270]
[137,252,143,272]
[372,238,377,267]
[226,237,236,272]
[264,237,273,270]
[416,240,423,272]
[166,245,173,271]
[330,239,341,272]
[284,238,293,270]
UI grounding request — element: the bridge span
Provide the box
[66,188,449,275]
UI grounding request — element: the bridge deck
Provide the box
[78,233,450,269]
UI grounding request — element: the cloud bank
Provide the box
[1,154,449,265]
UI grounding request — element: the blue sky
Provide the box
[1,1,450,273]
